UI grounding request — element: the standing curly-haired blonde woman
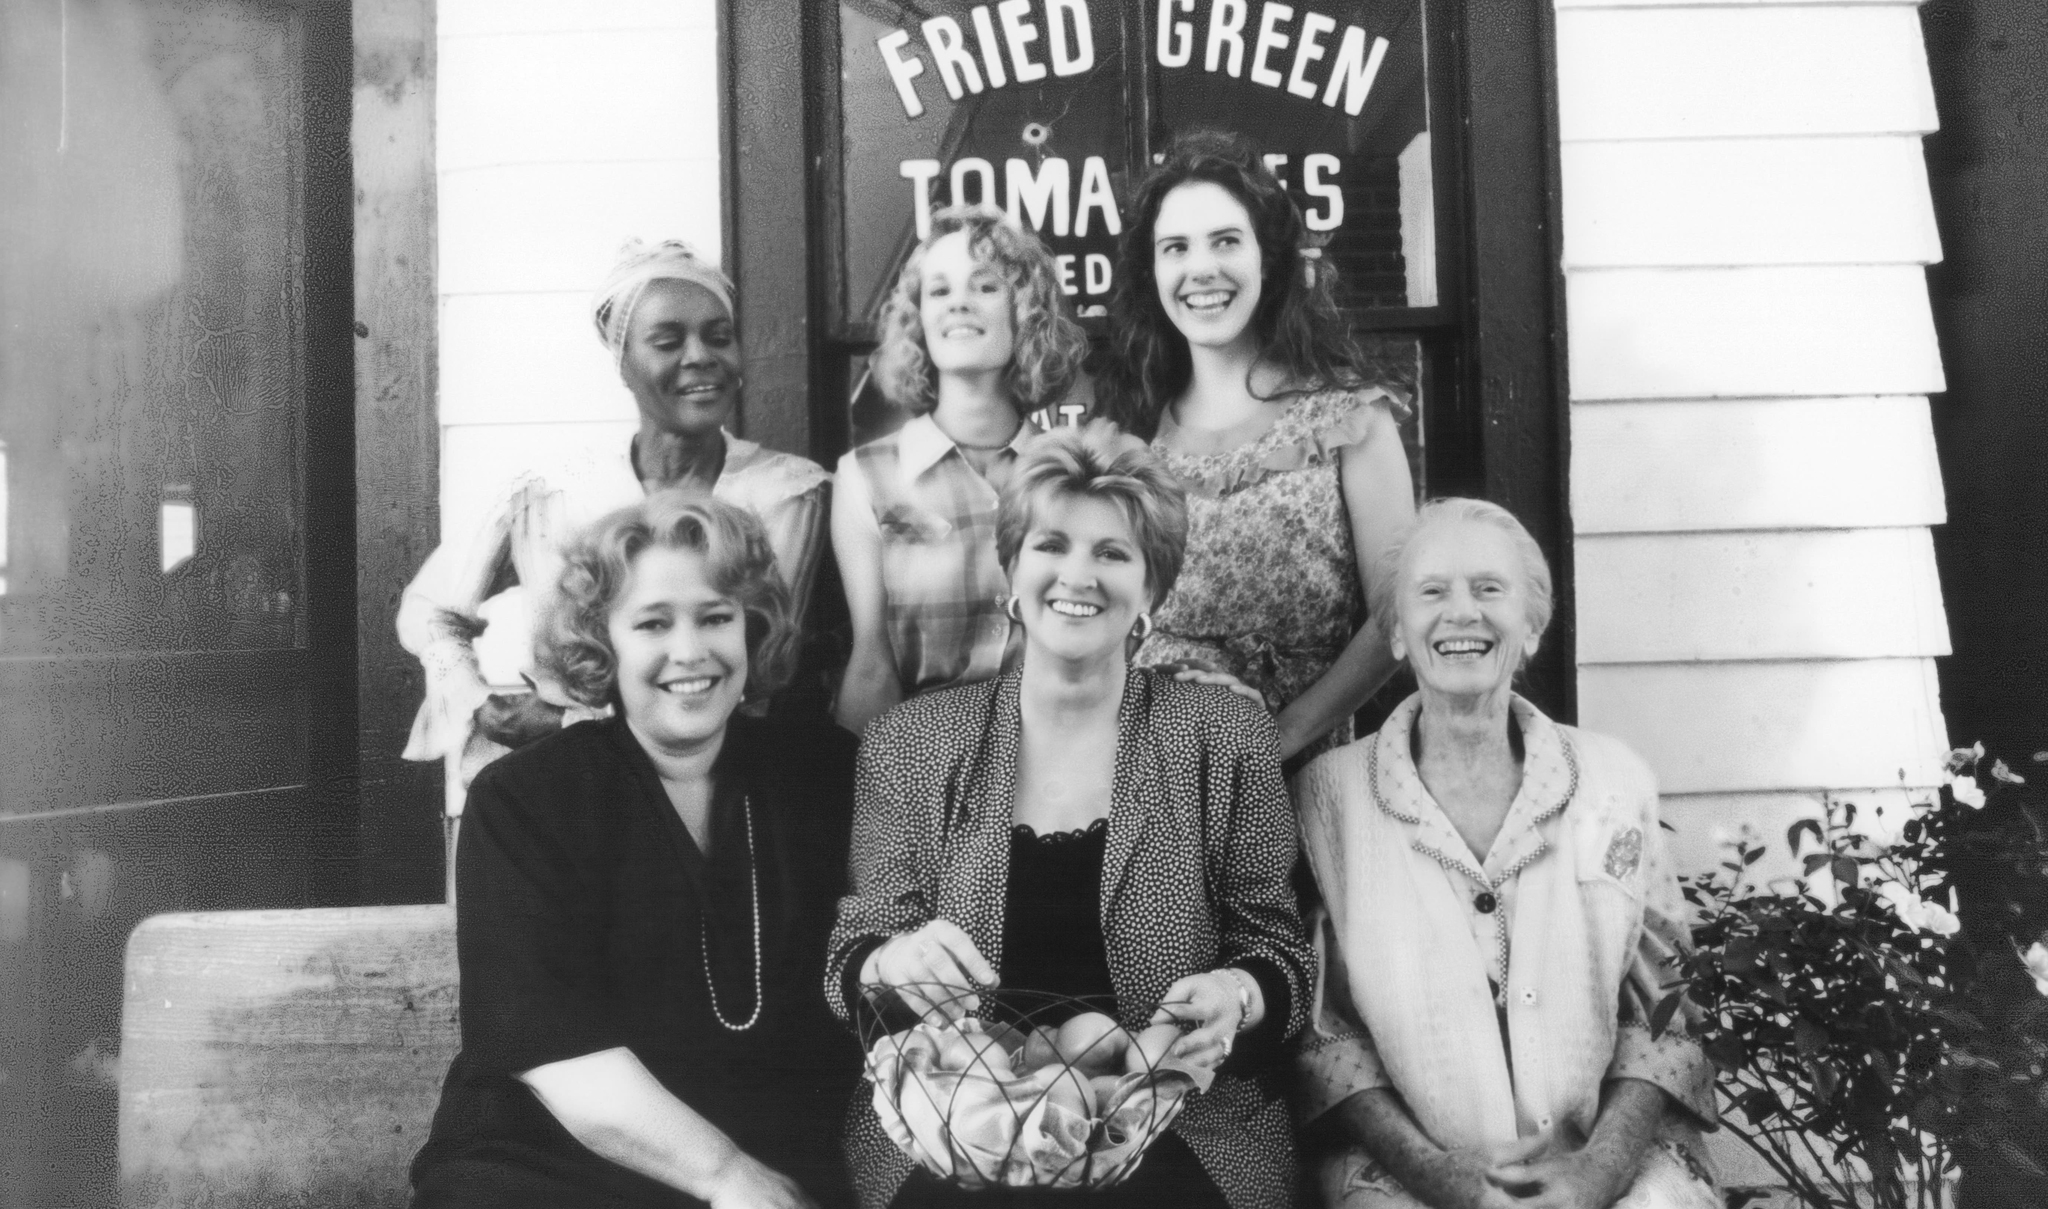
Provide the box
[831,205,1090,734]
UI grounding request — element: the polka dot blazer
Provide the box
[825,668,1315,1209]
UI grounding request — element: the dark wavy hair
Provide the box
[995,420,1189,611]
[1098,129,1370,439]
[872,205,1089,416]
[533,491,796,708]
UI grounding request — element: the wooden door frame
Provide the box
[720,0,1574,717]
[352,0,445,905]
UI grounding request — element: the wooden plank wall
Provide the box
[1553,0,1952,879]
[430,0,724,811]
[355,0,445,904]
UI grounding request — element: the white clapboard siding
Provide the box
[1661,789,1929,886]
[1571,397,1946,534]
[1575,529,1951,664]
[1566,265,1944,400]
[1577,659,1948,796]
[439,31,719,172]
[439,160,718,296]
[1562,137,1941,269]
[1557,6,1937,141]
[440,293,636,427]
[438,419,639,552]
[438,0,706,36]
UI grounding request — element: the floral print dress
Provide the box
[1136,387,1409,758]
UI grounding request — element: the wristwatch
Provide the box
[1222,967,1256,1032]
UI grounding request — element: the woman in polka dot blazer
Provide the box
[825,422,1315,1209]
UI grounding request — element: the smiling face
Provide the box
[1009,491,1152,669]
[1389,519,1539,708]
[918,229,1018,376]
[620,278,741,438]
[1152,180,1265,355]
[607,545,750,756]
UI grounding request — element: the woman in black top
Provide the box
[825,423,1315,1209]
[412,493,859,1209]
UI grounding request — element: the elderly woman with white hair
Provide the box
[1293,499,1720,1209]
[397,240,829,789]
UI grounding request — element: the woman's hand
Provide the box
[861,919,997,1022]
[507,478,569,593]
[1484,1146,1634,1209]
[704,1152,819,1209]
[1482,1079,1667,1209]
[1425,1148,1527,1209]
[473,691,568,748]
[1149,969,1254,1069]
[1156,659,1267,711]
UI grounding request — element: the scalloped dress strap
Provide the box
[1255,385,1412,476]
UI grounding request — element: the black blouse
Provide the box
[1000,820,1116,1020]
[411,714,861,1209]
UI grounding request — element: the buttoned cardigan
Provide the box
[825,668,1316,1209]
[1294,695,1717,1159]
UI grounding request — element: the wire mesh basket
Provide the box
[858,984,1214,1190]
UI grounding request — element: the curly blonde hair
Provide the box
[872,205,1088,416]
[533,492,796,708]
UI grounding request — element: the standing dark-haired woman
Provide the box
[1098,131,1415,763]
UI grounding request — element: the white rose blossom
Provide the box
[2023,941,2048,998]
[1876,881,1962,937]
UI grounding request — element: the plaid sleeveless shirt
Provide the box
[848,417,1025,696]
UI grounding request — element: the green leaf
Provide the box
[1794,1017,1829,1056]
[1649,990,1684,1040]
[1788,818,1824,853]
[1809,1059,1839,1103]
[1832,856,1861,886]
[1705,1035,1748,1072]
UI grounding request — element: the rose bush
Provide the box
[1662,745,2048,1209]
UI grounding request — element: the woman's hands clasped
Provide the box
[862,919,999,1023]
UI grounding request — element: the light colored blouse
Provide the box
[1293,695,1716,1162]
[396,431,828,788]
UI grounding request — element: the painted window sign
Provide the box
[835,0,1434,339]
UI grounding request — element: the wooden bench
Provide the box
[118,906,458,1209]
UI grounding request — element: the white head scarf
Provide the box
[591,239,737,370]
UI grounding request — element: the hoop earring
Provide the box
[1131,613,1154,643]
[1004,595,1024,624]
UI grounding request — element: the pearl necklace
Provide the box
[702,796,763,1031]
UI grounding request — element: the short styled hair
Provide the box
[534,491,796,707]
[871,205,1089,416]
[995,420,1189,610]
[1368,497,1555,660]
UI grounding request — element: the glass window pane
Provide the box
[837,1,1135,333]
[0,0,305,654]
[1153,0,1436,309]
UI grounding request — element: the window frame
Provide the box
[721,0,1573,716]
